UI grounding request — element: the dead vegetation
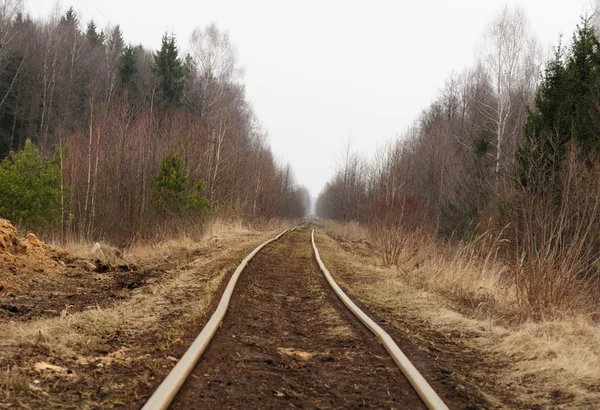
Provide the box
[313,11,600,408]
[316,223,600,409]
[0,217,283,408]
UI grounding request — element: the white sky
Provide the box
[26,0,592,196]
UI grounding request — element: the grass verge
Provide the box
[315,222,600,409]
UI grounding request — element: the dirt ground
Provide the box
[0,219,279,409]
[1,220,492,409]
[1,218,152,322]
[318,220,600,409]
[171,226,487,409]
[315,227,571,409]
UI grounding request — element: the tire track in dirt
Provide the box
[171,227,428,409]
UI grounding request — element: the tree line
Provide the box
[0,1,309,241]
[317,5,600,313]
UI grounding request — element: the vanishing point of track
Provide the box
[142,226,449,410]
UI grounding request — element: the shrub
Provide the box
[511,147,600,316]
[151,154,210,215]
[0,139,64,231]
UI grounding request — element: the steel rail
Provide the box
[311,229,449,410]
[142,229,289,410]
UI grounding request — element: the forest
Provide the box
[0,1,309,243]
[317,6,600,315]
[1,3,600,408]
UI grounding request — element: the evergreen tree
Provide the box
[86,20,104,46]
[107,25,125,54]
[565,18,600,152]
[151,154,187,212]
[517,43,569,188]
[153,33,184,107]
[517,18,600,189]
[0,140,64,230]
[183,53,196,85]
[119,45,138,91]
[61,7,78,26]
[0,52,25,158]
[151,154,210,214]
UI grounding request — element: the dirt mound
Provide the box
[0,219,68,288]
[0,218,25,254]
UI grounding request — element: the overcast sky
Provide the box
[26,0,592,196]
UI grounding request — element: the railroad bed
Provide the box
[143,226,449,409]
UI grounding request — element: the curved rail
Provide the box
[142,229,289,410]
[311,229,449,410]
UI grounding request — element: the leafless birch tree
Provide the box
[478,5,540,175]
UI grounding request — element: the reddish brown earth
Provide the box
[170,226,488,409]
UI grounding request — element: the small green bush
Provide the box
[0,139,64,230]
[151,154,210,215]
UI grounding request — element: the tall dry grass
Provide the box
[320,220,367,242]
[510,150,600,317]
[384,227,513,316]
[326,150,600,320]
[51,213,297,263]
[314,228,600,408]
[322,220,512,316]
[323,214,597,321]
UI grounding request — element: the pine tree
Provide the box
[119,45,138,91]
[517,18,600,189]
[107,25,125,54]
[151,154,210,215]
[86,20,104,46]
[517,43,569,189]
[151,154,187,212]
[61,7,78,26]
[565,18,600,152]
[153,33,184,107]
[183,53,196,84]
[0,140,64,230]
[0,52,25,158]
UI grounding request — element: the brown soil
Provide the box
[170,226,485,409]
[0,226,277,409]
[0,222,494,409]
[0,218,162,321]
[0,219,68,282]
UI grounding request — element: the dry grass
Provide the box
[404,230,514,318]
[50,217,285,271]
[315,226,600,408]
[1,228,239,360]
[3,265,225,357]
[320,220,368,242]
[53,216,293,266]
[0,264,226,405]
[317,306,356,338]
[0,367,28,403]
[202,217,248,238]
[249,217,299,232]
[322,221,513,318]
[497,319,600,401]
[1,223,279,406]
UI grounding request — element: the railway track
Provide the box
[142,226,449,410]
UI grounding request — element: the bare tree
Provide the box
[0,0,22,52]
[0,7,308,240]
[591,0,600,33]
[189,23,242,113]
[477,5,540,175]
